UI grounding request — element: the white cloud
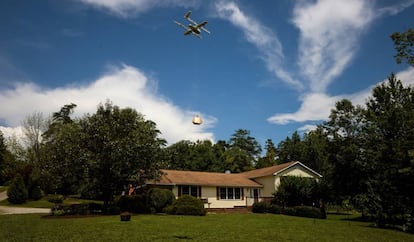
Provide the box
[0,64,215,144]
[0,126,24,140]
[215,1,304,90]
[376,0,414,17]
[77,0,200,17]
[297,124,318,133]
[268,67,414,125]
[293,0,375,93]
[267,92,343,124]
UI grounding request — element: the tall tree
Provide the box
[256,139,277,168]
[363,74,414,226]
[276,131,305,163]
[22,112,48,167]
[223,147,253,173]
[301,127,330,175]
[81,102,166,207]
[39,104,82,194]
[323,99,367,203]
[0,131,7,184]
[165,140,193,170]
[228,129,261,168]
[391,28,414,66]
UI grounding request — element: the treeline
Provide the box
[0,73,413,229]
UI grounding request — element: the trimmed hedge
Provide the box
[51,203,103,216]
[252,202,325,219]
[147,188,175,213]
[165,195,206,216]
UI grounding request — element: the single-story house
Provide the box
[147,161,322,209]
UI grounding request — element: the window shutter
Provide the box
[178,185,182,197]
[198,186,202,198]
[216,187,220,200]
[241,188,244,200]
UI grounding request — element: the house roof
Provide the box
[147,161,322,188]
[149,169,263,188]
[241,161,323,179]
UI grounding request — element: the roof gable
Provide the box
[241,161,322,179]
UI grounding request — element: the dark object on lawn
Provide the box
[120,212,131,221]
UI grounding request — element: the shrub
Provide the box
[295,206,325,219]
[46,194,64,204]
[51,202,104,216]
[116,194,150,213]
[252,202,268,213]
[283,206,326,219]
[7,175,28,204]
[148,188,175,213]
[118,195,133,212]
[165,195,206,216]
[29,185,43,201]
[273,176,319,207]
[268,204,282,214]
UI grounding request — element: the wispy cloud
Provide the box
[376,0,414,17]
[215,1,304,90]
[293,0,375,93]
[77,0,200,18]
[0,64,215,144]
[267,0,414,128]
[268,67,414,125]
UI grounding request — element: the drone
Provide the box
[192,114,202,125]
[174,11,210,39]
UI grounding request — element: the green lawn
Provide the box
[0,213,412,241]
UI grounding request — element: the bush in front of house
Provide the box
[7,175,28,204]
[116,194,151,214]
[165,195,206,216]
[268,204,282,214]
[252,201,268,213]
[147,188,175,213]
[252,202,324,219]
[284,206,326,219]
[252,202,282,214]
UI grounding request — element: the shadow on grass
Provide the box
[172,235,193,240]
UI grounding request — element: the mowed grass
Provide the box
[1,213,413,242]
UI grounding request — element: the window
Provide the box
[179,185,201,198]
[218,187,243,200]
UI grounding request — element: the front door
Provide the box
[253,188,260,204]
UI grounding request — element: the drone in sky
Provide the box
[174,11,210,39]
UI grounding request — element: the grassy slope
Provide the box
[0,213,413,242]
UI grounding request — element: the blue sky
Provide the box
[1,0,414,147]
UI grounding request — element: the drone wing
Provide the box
[184,11,192,19]
[186,16,198,26]
[174,21,187,30]
[197,21,210,34]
